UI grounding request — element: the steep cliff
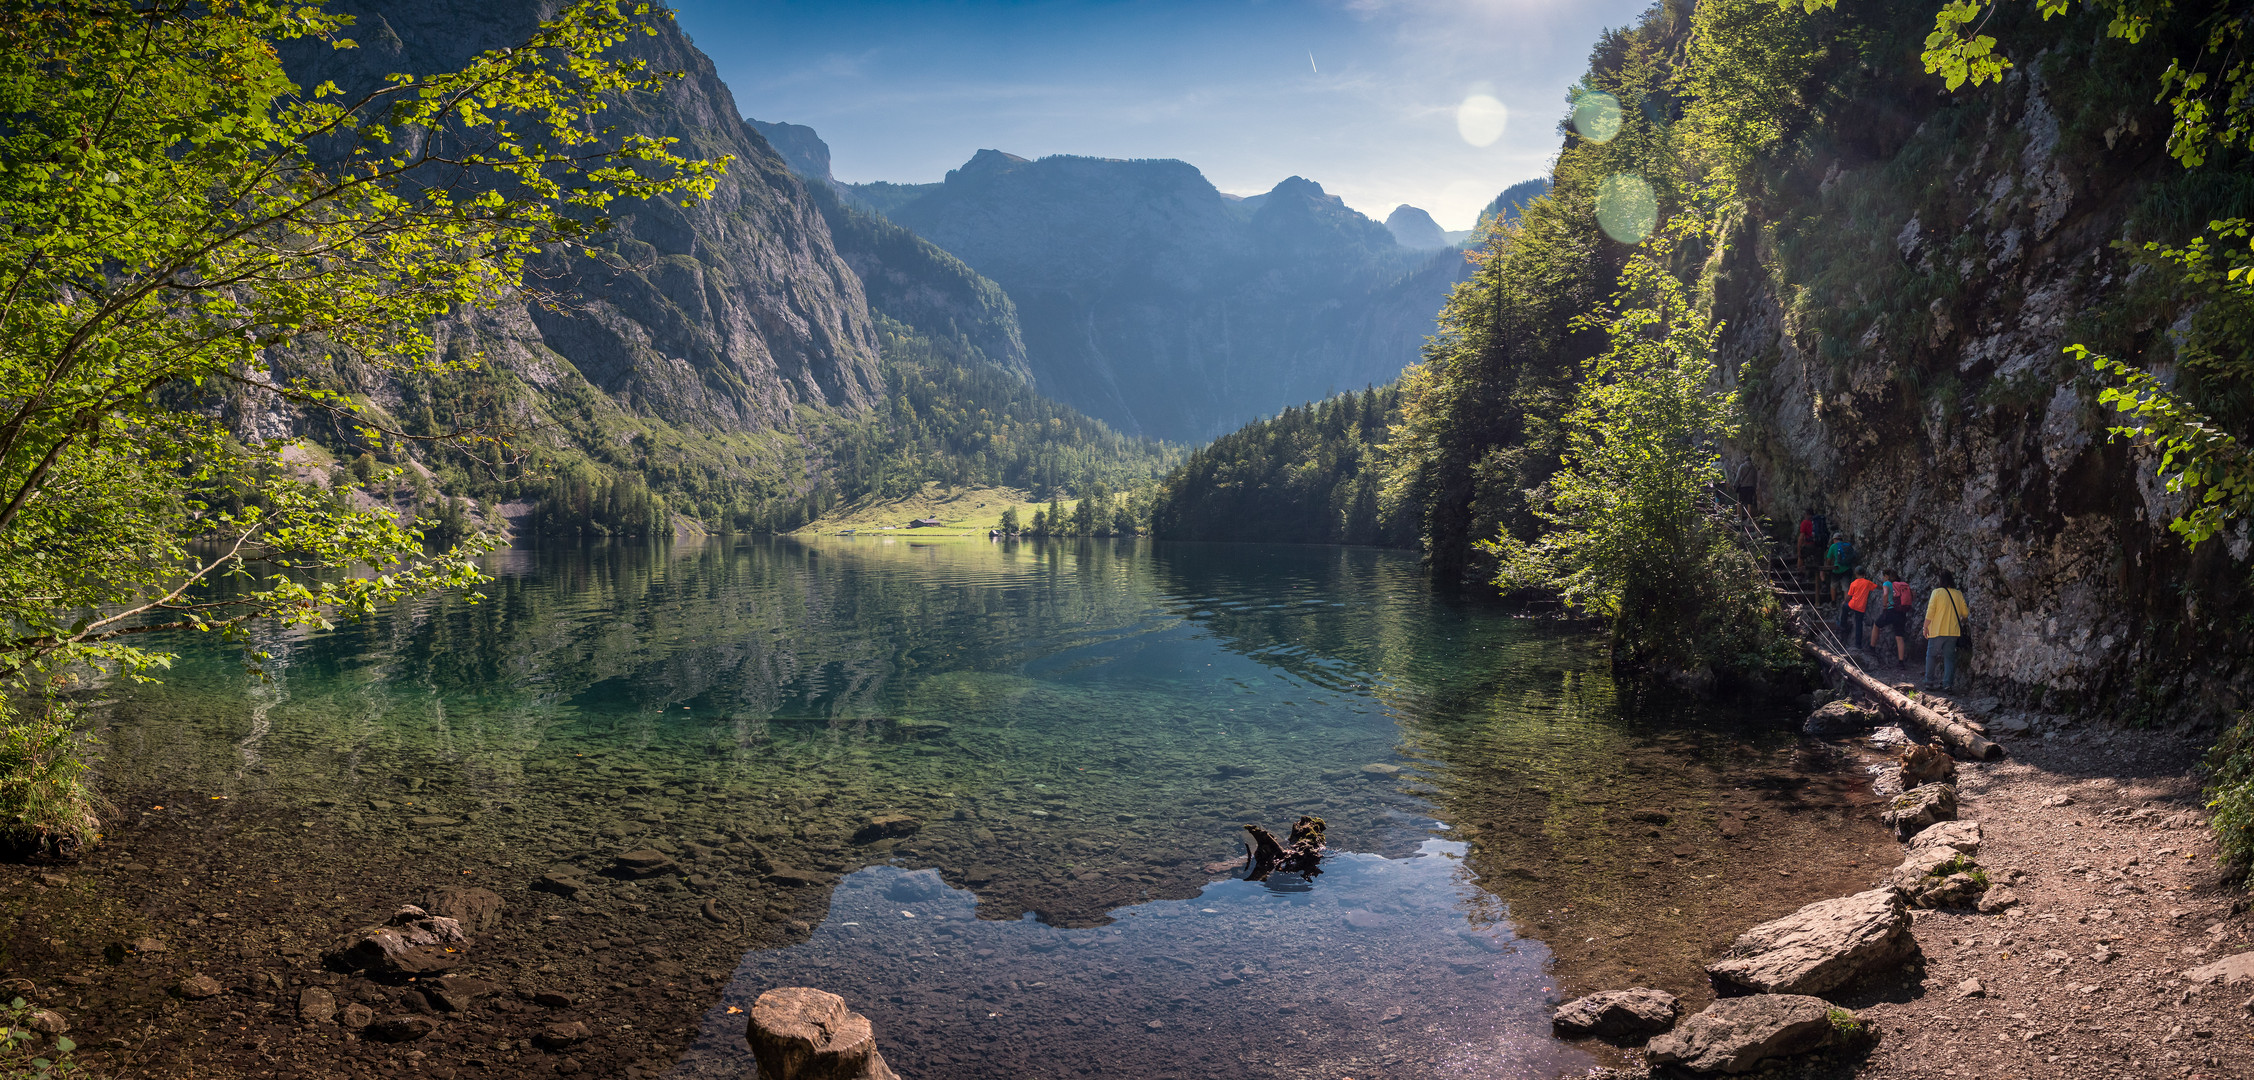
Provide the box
[879,152,1468,441]
[283,0,882,436]
[1721,31,2254,716]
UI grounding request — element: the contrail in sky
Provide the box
[1309,51,1318,75]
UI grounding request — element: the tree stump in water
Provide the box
[1242,815,1326,880]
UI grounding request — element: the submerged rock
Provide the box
[423,886,505,934]
[1645,995,1858,1074]
[611,849,679,879]
[1707,888,1915,995]
[175,974,224,1000]
[1881,784,1957,840]
[747,987,900,1080]
[364,1015,437,1042]
[853,815,922,844]
[325,905,469,976]
[297,987,336,1024]
[1552,988,1681,1041]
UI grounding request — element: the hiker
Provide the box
[1873,574,1914,666]
[1924,570,1969,691]
[1795,513,1816,570]
[1839,568,1876,646]
[1823,532,1856,604]
[1735,460,1758,510]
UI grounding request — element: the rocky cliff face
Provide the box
[879,153,1468,441]
[1722,61,2249,718]
[285,0,882,434]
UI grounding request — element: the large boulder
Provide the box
[1903,820,1981,857]
[1706,888,1916,995]
[1804,700,1878,736]
[1881,784,1957,840]
[1645,995,1858,1074]
[1552,988,1681,1042]
[747,987,900,1080]
[324,905,469,977]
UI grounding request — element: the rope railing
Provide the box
[1705,495,1864,674]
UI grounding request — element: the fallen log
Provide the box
[1787,603,2002,762]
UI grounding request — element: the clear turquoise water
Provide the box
[92,536,1853,1078]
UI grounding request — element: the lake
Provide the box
[59,537,1895,1079]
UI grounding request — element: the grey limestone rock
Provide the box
[1552,988,1681,1041]
[297,987,336,1025]
[1707,888,1916,995]
[1882,784,1958,840]
[1645,995,1853,1074]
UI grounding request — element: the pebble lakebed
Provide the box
[0,539,1894,1078]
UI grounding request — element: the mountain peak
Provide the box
[1383,205,1448,249]
[746,118,832,184]
[951,149,1031,183]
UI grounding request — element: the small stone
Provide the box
[533,873,588,900]
[611,849,678,879]
[130,936,166,954]
[37,873,68,888]
[535,1020,590,1049]
[25,1009,67,1035]
[1977,887,2020,914]
[341,1002,374,1029]
[1955,978,1987,998]
[1359,763,1402,776]
[409,815,459,827]
[1553,988,1681,1041]
[1379,1006,1404,1023]
[298,987,337,1024]
[532,991,576,1008]
[854,815,923,844]
[175,974,225,1000]
[428,976,501,1012]
[1145,1020,1165,1030]
[1630,809,1672,825]
[364,1015,437,1042]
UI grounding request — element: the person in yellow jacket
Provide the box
[1923,569,1969,691]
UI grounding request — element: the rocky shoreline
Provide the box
[1551,695,2254,1078]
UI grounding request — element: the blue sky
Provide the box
[669,0,1651,229]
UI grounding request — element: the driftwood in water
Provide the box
[1242,815,1326,880]
[1785,602,2002,761]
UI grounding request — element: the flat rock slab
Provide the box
[747,987,900,1080]
[853,815,922,844]
[1552,988,1681,1042]
[2187,951,2254,986]
[1646,995,1852,1074]
[1707,888,1915,995]
[1904,820,1981,857]
[612,848,679,878]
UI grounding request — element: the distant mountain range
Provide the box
[746,128,1522,441]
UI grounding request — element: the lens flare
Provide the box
[1595,173,1657,244]
[1572,92,1623,144]
[1455,94,1508,148]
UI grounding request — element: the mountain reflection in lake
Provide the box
[671,846,1591,1080]
[75,537,1888,1079]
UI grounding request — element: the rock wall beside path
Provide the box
[1722,59,2252,723]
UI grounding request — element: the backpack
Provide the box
[1891,581,1913,610]
[1834,540,1856,571]
[1812,515,1830,545]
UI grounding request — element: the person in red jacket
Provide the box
[1795,513,1815,570]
